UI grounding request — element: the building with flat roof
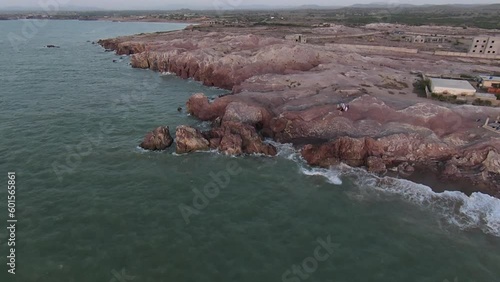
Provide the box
[479,75,500,90]
[469,36,500,55]
[429,78,477,96]
[285,34,307,43]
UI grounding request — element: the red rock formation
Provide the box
[100,28,500,196]
[175,125,210,154]
[98,39,145,55]
[201,121,276,156]
[186,93,231,121]
[222,102,264,126]
[140,126,174,151]
[366,156,387,174]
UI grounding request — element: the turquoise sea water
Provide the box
[0,20,500,282]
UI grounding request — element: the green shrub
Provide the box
[472,99,493,106]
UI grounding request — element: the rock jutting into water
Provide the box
[175,125,210,154]
[140,126,174,151]
[100,27,500,197]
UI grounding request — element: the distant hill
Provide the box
[295,5,343,10]
[0,5,105,12]
[350,3,417,8]
[1,2,499,13]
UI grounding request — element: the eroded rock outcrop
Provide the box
[204,121,277,156]
[175,125,210,154]
[301,133,499,193]
[140,126,174,151]
[186,93,231,121]
[223,102,264,126]
[300,133,455,169]
[101,28,500,197]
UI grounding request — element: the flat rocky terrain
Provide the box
[99,25,500,197]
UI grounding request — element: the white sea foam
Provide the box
[340,167,500,237]
[135,146,149,153]
[267,141,500,237]
[264,140,300,161]
[172,149,218,157]
[300,166,343,185]
[160,71,174,76]
[197,121,213,131]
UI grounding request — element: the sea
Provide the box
[0,20,499,282]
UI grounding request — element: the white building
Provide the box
[285,34,307,43]
[404,35,425,43]
[469,36,500,55]
[429,78,477,96]
[478,75,500,89]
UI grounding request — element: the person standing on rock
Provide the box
[337,103,349,114]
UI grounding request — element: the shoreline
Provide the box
[0,18,195,24]
[98,24,500,198]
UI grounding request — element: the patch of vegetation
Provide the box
[459,74,476,80]
[430,93,467,104]
[253,22,309,27]
[327,5,500,29]
[496,94,500,100]
[472,99,493,106]
[413,78,431,97]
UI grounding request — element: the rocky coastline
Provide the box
[99,27,500,197]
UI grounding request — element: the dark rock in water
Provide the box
[92,42,96,44]
[46,45,60,48]
[366,156,387,174]
[105,49,114,52]
[113,60,117,63]
[398,162,415,177]
[177,107,182,112]
[175,125,209,154]
[140,126,174,151]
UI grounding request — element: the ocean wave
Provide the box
[269,141,500,237]
[264,140,300,161]
[339,166,500,237]
[300,167,343,185]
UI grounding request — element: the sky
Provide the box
[1,0,498,10]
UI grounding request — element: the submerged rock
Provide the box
[175,125,210,154]
[140,126,174,151]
